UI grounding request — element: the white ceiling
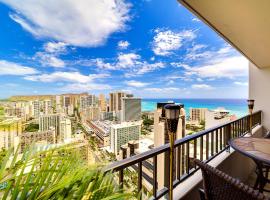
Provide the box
[178,0,270,68]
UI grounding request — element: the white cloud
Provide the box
[234,81,248,86]
[191,84,214,90]
[192,17,200,22]
[34,42,69,68]
[144,87,180,92]
[44,42,67,54]
[0,60,38,75]
[185,56,248,79]
[61,83,111,92]
[118,40,130,49]
[93,53,165,76]
[118,53,140,68]
[125,80,149,87]
[24,71,109,83]
[185,44,235,62]
[35,52,65,68]
[3,0,131,47]
[152,29,196,56]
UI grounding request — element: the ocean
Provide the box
[142,99,248,118]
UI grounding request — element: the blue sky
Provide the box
[0,0,248,99]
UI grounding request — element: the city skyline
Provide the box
[0,0,248,99]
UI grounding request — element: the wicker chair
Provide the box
[195,159,269,200]
[253,131,270,190]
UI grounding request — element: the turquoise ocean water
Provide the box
[142,99,248,118]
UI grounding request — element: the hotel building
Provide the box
[121,97,141,122]
[110,121,141,155]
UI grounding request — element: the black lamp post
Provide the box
[247,99,255,134]
[164,104,181,200]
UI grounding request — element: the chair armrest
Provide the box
[264,130,270,138]
[199,188,206,200]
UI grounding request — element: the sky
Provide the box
[0,0,248,99]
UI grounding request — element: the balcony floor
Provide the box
[246,171,270,197]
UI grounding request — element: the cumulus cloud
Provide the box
[24,71,109,83]
[144,87,180,92]
[152,29,196,56]
[34,52,65,68]
[185,44,235,62]
[125,80,149,87]
[191,84,214,90]
[44,42,67,54]
[118,40,130,49]
[234,81,248,86]
[61,83,111,92]
[92,53,165,76]
[186,56,248,79]
[192,17,200,22]
[0,60,38,75]
[33,41,70,68]
[2,0,131,47]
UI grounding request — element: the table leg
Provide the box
[254,160,266,192]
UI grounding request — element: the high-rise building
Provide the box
[80,95,96,110]
[99,94,107,112]
[110,121,141,155]
[0,117,22,151]
[39,114,72,143]
[121,97,141,122]
[189,108,207,124]
[63,96,71,108]
[32,100,41,119]
[153,102,186,190]
[43,99,53,115]
[60,118,72,142]
[56,95,62,113]
[80,106,100,122]
[109,92,127,112]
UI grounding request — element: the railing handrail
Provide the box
[105,110,262,172]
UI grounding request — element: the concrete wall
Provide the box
[249,62,270,130]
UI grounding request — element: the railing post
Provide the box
[138,162,142,199]
[119,170,123,189]
[226,124,231,152]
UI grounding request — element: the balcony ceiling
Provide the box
[178,0,270,68]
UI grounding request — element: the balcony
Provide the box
[105,110,263,199]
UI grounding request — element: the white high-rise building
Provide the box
[32,100,41,119]
[39,114,72,143]
[121,97,141,122]
[99,94,107,112]
[0,117,22,152]
[189,108,207,124]
[110,121,141,155]
[60,118,72,142]
[44,99,53,115]
[80,95,96,110]
[56,95,62,113]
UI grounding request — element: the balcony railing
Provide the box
[105,110,262,199]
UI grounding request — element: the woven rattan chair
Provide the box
[195,159,269,200]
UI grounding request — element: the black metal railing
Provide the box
[105,111,262,199]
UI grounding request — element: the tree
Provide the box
[0,146,134,199]
[24,123,39,132]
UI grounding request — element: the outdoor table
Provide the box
[229,137,270,192]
